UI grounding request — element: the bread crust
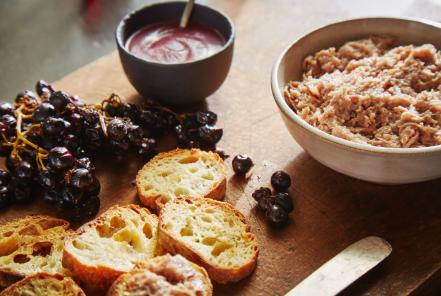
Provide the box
[0,272,85,296]
[62,250,122,293]
[158,197,259,284]
[136,148,227,211]
[107,255,213,296]
[0,271,24,291]
[0,215,71,289]
[62,204,158,293]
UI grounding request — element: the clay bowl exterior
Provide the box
[116,1,234,105]
[271,17,441,184]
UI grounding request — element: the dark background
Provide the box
[0,0,155,100]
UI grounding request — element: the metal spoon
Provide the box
[179,0,195,29]
[286,236,392,296]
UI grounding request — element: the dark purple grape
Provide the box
[80,108,100,126]
[232,154,253,175]
[42,189,58,203]
[0,142,12,157]
[0,170,11,187]
[72,147,87,158]
[0,186,12,208]
[15,161,34,180]
[266,203,288,226]
[49,91,71,111]
[0,102,13,115]
[110,139,129,152]
[0,114,17,135]
[120,103,138,119]
[258,196,271,212]
[69,95,84,106]
[38,170,58,189]
[198,125,223,144]
[42,117,71,137]
[187,139,201,148]
[271,171,291,192]
[127,125,144,145]
[139,110,164,129]
[5,155,18,173]
[83,126,103,151]
[69,168,94,192]
[36,80,54,100]
[76,157,95,172]
[0,123,7,134]
[40,136,61,150]
[26,129,42,146]
[48,147,75,171]
[63,104,78,115]
[164,112,178,127]
[182,114,199,129]
[138,138,156,155]
[174,125,189,147]
[63,134,81,151]
[58,187,82,208]
[196,111,217,125]
[103,99,121,117]
[252,187,272,202]
[36,80,53,92]
[273,192,294,213]
[107,118,128,141]
[89,177,101,195]
[13,182,33,202]
[32,102,55,123]
[71,195,100,220]
[15,90,37,105]
[22,149,37,164]
[66,112,83,134]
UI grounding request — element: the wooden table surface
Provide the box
[2,0,441,295]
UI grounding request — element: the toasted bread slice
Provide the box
[0,273,85,296]
[158,197,259,284]
[136,149,226,210]
[63,204,158,292]
[107,254,212,296]
[0,216,72,289]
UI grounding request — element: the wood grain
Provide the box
[1,0,441,295]
[286,237,392,296]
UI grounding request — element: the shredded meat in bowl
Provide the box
[284,36,441,148]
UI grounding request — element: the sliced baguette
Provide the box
[63,204,158,292]
[158,197,259,284]
[107,254,212,296]
[0,216,72,289]
[0,273,85,296]
[136,149,226,210]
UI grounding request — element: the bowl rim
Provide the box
[271,16,441,155]
[115,0,235,67]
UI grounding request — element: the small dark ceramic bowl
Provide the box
[115,1,235,105]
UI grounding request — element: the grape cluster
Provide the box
[252,170,294,227]
[0,80,223,220]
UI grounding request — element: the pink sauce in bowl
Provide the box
[126,21,226,64]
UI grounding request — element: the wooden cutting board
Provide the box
[1,0,441,295]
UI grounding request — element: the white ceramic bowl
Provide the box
[271,17,441,184]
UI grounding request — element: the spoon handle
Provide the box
[285,236,392,296]
[180,0,195,29]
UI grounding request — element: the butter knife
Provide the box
[286,236,392,296]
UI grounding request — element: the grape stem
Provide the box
[102,93,194,127]
[99,113,108,138]
[12,106,48,170]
